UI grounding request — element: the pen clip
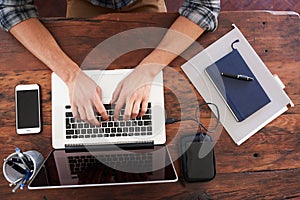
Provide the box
[231,39,239,50]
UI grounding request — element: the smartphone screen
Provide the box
[15,84,41,134]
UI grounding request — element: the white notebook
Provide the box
[181,24,293,145]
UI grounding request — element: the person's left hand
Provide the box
[110,66,156,121]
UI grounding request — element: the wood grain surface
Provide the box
[0,11,299,200]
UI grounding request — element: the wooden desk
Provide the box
[0,11,299,199]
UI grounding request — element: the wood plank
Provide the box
[0,168,299,200]
[0,12,299,71]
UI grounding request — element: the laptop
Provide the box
[28,69,177,189]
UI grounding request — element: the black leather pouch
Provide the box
[179,133,216,182]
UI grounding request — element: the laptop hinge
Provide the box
[65,141,155,152]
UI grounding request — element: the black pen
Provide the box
[221,72,254,81]
[6,160,27,174]
[15,147,32,170]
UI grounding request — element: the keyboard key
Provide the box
[117,128,122,133]
[108,110,114,115]
[142,115,151,120]
[132,121,137,126]
[66,130,74,135]
[144,121,152,126]
[93,129,98,133]
[66,112,73,117]
[66,123,71,129]
[99,128,104,133]
[146,108,151,114]
[102,122,107,127]
[126,121,131,126]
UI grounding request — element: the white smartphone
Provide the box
[15,84,41,134]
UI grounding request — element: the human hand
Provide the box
[111,66,156,121]
[67,70,109,125]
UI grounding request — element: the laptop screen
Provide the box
[28,145,177,189]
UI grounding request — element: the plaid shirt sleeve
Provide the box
[0,0,38,31]
[179,0,220,31]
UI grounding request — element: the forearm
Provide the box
[9,18,80,83]
[138,16,205,76]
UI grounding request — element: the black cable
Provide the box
[165,102,220,134]
[195,102,220,133]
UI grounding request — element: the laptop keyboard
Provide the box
[68,152,153,177]
[65,103,153,139]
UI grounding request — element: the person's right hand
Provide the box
[66,70,109,125]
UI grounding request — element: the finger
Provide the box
[85,103,100,125]
[94,87,109,121]
[137,99,149,117]
[124,99,133,121]
[114,98,125,121]
[94,101,109,122]
[71,103,80,120]
[110,82,123,104]
[131,100,142,119]
[77,106,86,122]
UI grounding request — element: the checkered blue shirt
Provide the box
[0,0,220,31]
